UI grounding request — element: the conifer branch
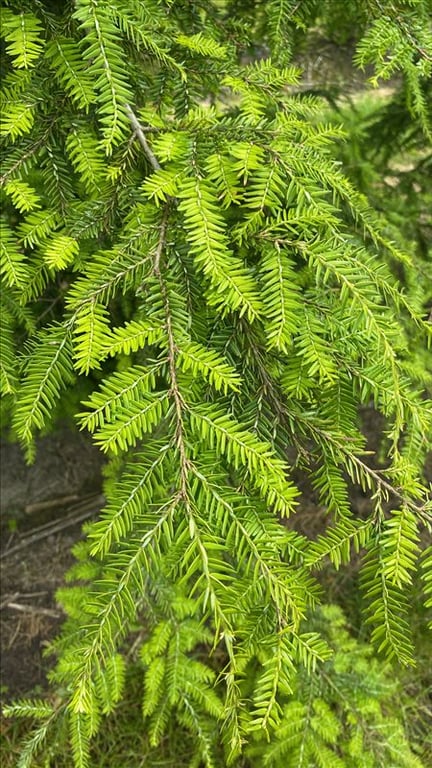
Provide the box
[0,126,52,185]
[155,204,189,496]
[2,2,431,762]
[375,0,432,61]
[246,330,428,516]
[298,417,429,516]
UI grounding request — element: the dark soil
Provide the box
[0,429,105,699]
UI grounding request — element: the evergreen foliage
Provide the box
[1,1,431,765]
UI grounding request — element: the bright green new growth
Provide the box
[1,1,431,766]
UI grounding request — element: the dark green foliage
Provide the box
[1,1,431,766]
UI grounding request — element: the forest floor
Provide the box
[0,430,105,699]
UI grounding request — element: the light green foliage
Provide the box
[1,9,44,69]
[0,221,28,287]
[1,1,431,766]
[249,606,425,768]
[4,179,41,213]
[45,37,96,110]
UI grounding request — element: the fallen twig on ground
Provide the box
[1,494,105,560]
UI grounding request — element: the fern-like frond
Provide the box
[362,547,415,665]
[45,36,95,109]
[44,234,79,270]
[94,653,126,714]
[12,324,75,456]
[87,443,170,555]
[311,456,352,519]
[0,308,18,396]
[78,363,162,432]
[1,10,44,69]
[381,505,420,588]
[176,32,227,59]
[66,127,107,195]
[142,167,182,203]
[0,220,28,287]
[259,244,302,353]
[189,405,298,517]
[73,0,133,152]
[72,302,111,374]
[0,101,35,140]
[205,152,243,207]
[293,307,338,384]
[69,712,91,768]
[15,721,52,768]
[99,318,165,359]
[249,633,295,732]
[305,519,371,571]
[177,341,241,394]
[178,177,262,321]
[18,209,58,249]
[3,178,41,212]
[92,392,169,454]
[2,699,53,719]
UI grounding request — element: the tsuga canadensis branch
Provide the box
[156,205,190,497]
[0,123,53,185]
[1,1,431,765]
[306,420,430,515]
[247,328,429,517]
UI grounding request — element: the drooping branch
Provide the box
[245,329,429,518]
[153,204,189,496]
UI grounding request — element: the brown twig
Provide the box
[0,592,19,610]
[1,494,105,560]
[2,602,61,618]
[125,104,161,171]
[25,494,80,515]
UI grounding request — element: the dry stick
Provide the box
[0,494,105,560]
[25,494,80,515]
[125,104,161,171]
[0,591,48,609]
[0,592,19,610]
[4,602,61,618]
[23,493,100,530]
